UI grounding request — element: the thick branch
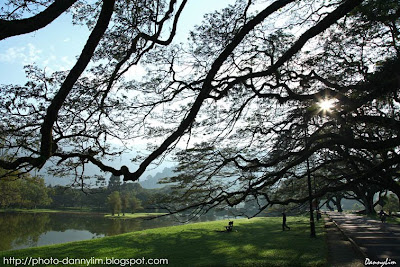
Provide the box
[127,0,297,181]
[39,0,115,164]
[126,0,366,181]
[0,0,78,40]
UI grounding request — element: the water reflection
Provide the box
[0,212,225,251]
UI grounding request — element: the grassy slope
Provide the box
[0,216,327,267]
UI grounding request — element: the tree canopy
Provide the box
[0,0,399,216]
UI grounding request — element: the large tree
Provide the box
[0,0,188,176]
[1,0,399,219]
[142,0,400,217]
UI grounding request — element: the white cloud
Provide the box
[0,46,27,63]
[0,43,42,65]
[0,43,75,83]
[26,43,42,63]
[42,54,57,66]
[123,64,147,80]
[54,56,75,71]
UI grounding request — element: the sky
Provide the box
[0,12,88,84]
[0,0,236,184]
[0,0,235,85]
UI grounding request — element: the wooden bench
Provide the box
[225,221,233,232]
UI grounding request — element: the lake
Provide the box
[0,212,230,251]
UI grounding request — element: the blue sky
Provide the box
[0,0,235,85]
[0,13,88,84]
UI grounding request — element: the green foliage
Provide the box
[46,174,165,212]
[128,194,143,214]
[0,175,21,208]
[0,174,52,209]
[107,191,121,216]
[383,194,400,215]
[120,192,130,216]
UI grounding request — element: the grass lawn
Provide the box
[366,213,400,224]
[389,216,400,224]
[0,216,327,266]
[104,213,168,219]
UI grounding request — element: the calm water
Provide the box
[0,212,225,251]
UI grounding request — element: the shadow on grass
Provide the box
[0,217,326,266]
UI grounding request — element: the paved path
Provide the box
[324,216,364,266]
[327,212,400,263]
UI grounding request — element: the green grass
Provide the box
[0,216,327,266]
[389,216,400,224]
[366,214,400,224]
[104,213,168,219]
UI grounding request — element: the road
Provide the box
[327,212,400,264]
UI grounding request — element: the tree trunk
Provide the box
[334,197,343,212]
[326,200,334,211]
[363,196,375,215]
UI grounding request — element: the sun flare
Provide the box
[318,98,335,112]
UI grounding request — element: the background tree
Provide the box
[107,191,121,216]
[20,176,52,209]
[128,194,143,214]
[120,192,130,216]
[0,173,51,209]
[0,175,22,208]
[383,194,400,216]
[107,175,121,193]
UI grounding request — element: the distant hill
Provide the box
[41,164,177,189]
[139,167,175,189]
